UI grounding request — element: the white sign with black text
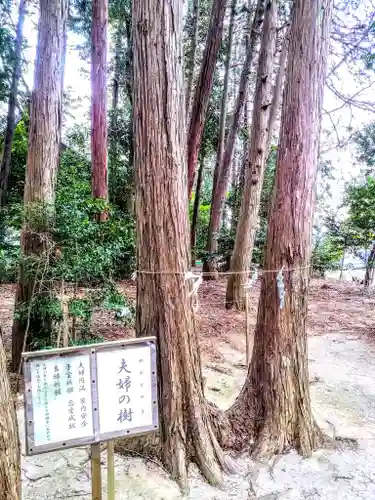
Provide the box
[96,345,155,436]
[29,354,94,447]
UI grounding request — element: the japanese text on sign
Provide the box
[96,345,155,435]
[29,354,94,447]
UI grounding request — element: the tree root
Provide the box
[115,402,238,493]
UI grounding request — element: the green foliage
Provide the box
[252,148,277,264]
[0,241,18,282]
[20,282,135,350]
[1,123,136,285]
[354,121,375,174]
[189,200,210,259]
[311,236,343,274]
[340,176,375,253]
[54,143,136,283]
[0,0,14,104]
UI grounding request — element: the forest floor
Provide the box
[1,277,375,498]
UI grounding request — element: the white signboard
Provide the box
[23,337,158,455]
[96,345,155,436]
[29,354,94,447]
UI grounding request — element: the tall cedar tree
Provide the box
[0,332,20,499]
[190,0,236,266]
[133,0,234,491]
[203,0,266,278]
[0,0,27,206]
[185,0,200,115]
[187,0,227,197]
[226,3,281,309]
[91,0,108,215]
[232,27,288,233]
[12,0,68,371]
[226,0,333,454]
[212,0,236,199]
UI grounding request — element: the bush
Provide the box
[54,147,135,283]
[312,236,343,275]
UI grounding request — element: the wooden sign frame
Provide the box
[23,337,158,456]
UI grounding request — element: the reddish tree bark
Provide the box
[212,0,237,198]
[12,0,67,372]
[91,0,108,209]
[226,0,333,455]
[185,0,200,116]
[132,0,234,491]
[226,14,286,309]
[187,0,227,197]
[0,0,27,206]
[0,334,20,499]
[203,0,266,278]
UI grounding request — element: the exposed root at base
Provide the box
[115,411,237,493]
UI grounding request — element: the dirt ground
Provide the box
[1,277,374,358]
[2,277,375,499]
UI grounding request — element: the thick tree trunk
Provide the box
[133,0,233,491]
[364,243,375,287]
[187,0,227,197]
[91,0,108,214]
[203,0,266,278]
[227,0,333,455]
[0,0,27,207]
[191,157,205,267]
[0,335,20,499]
[226,8,283,310]
[185,0,200,116]
[11,0,67,373]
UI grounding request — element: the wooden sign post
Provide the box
[107,441,115,500]
[91,443,102,500]
[22,337,158,499]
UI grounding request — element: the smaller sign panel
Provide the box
[26,353,94,452]
[96,344,156,437]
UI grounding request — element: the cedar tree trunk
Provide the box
[0,0,27,206]
[0,334,20,499]
[185,0,200,116]
[203,0,265,278]
[133,0,233,491]
[11,0,67,372]
[226,5,281,309]
[265,31,288,152]
[91,0,108,212]
[227,0,333,455]
[187,0,227,197]
[212,0,236,198]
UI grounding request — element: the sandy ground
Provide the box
[21,332,375,499]
[1,278,375,499]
